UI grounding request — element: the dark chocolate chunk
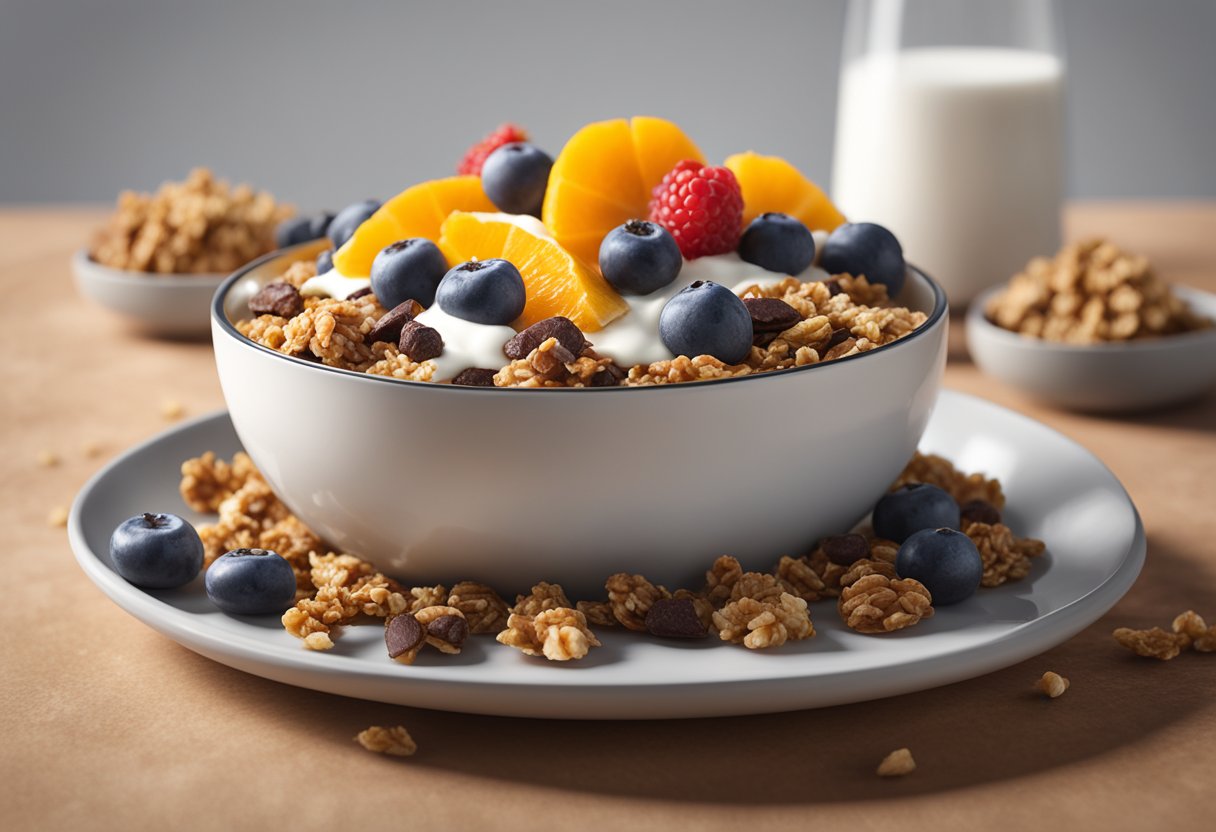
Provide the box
[398,320,444,362]
[644,598,708,639]
[823,278,845,297]
[346,285,374,300]
[823,327,852,353]
[742,297,801,333]
[249,281,303,318]
[822,533,871,566]
[960,499,1002,527]
[385,613,424,659]
[366,299,423,344]
[588,363,626,387]
[503,316,587,360]
[426,614,469,649]
[451,368,497,387]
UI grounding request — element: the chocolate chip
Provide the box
[743,297,801,333]
[589,363,626,387]
[451,368,497,387]
[823,278,845,297]
[822,533,871,566]
[823,334,858,361]
[426,614,469,648]
[385,613,424,659]
[249,281,303,318]
[823,327,852,352]
[366,299,423,344]
[960,499,1002,526]
[644,598,708,639]
[346,285,374,300]
[398,320,444,361]
[504,316,587,360]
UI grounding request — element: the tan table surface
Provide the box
[2,203,1213,831]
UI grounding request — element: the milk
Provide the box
[832,47,1064,305]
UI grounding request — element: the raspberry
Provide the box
[648,160,744,259]
[457,123,530,176]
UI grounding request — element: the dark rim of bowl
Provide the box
[212,245,949,393]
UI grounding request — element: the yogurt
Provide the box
[300,268,370,300]
[413,304,515,381]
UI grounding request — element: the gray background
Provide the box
[2,0,1214,210]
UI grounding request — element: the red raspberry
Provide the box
[648,160,744,259]
[457,123,530,176]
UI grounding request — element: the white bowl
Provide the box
[212,250,949,597]
[72,249,228,338]
[967,285,1216,413]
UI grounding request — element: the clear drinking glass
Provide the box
[832,0,1065,306]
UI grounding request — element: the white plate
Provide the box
[69,390,1144,720]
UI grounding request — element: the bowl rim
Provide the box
[967,284,1216,355]
[73,248,229,283]
[212,245,950,393]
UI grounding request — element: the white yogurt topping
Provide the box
[414,304,516,382]
[300,268,371,299]
[586,252,829,367]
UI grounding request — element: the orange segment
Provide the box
[332,176,495,277]
[543,117,704,265]
[724,152,847,232]
[439,212,628,332]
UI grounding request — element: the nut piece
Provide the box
[250,281,304,318]
[385,613,425,665]
[839,573,934,634]
[356,725,417,757]
[877,748,916,777]
[398,320,444,362]
[1173,610,1216,652]
[1036,671,1070,698]
[447,581,510,634]
[1113,626,1191,660]
[712,592,814,649]
[645,598,709,639]
[503,316,587,360]
[413,605,469,654]
[606,573,671,631]
[365,299,423,344]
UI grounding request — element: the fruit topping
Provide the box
[249,281,303,318]
[315,249,334,274]
[542,117,705,265]
[724,151,847,231]
[308,212,335,241]
[742,297,801,333]
[648,160,744,260]
[458,123,529,176]
[365,299,423,345]
[328,199,382,249]
[331,177,495,278]
[821,222,907,296]
[205,547,297,615]
[435,258,527,326]
[275,216,313,249]
[397,319,445,362]
[658,280,753,364]
[480,142,554,218]
[370,238,449,308]
[503,316,587,360]
[438,211,627,331]
[896,528,983,606]
[109,512,204,589]
[598,219,683,296]
[738,212,816,275]
[872,483,961,544]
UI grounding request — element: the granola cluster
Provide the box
[1113,610,1216,660]
[90,168,291,274]
[355,725,417,757]
[986,239,1211,343]
[237,259,927,387]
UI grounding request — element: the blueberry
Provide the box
[370,238,449,308]
[820,222,907,296]
[109,512,203,589]
[599,219,683,296]
[308,212,335,241]
[275,216,313,249]
[658,280,753,364]
[481,143,553,217]
[435,258,527,325]
[315,249,334,274]
[328,199,381,249]
[738,213,816,275]
[872,483,961,544]
[896,528,983,605]
[204,548,297,615]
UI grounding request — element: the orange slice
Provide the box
[542,117,704,265]
[332,176,495,277]
[439,212,628,332]
[724,152,847,231]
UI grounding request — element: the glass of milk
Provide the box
[832,0,1065,306]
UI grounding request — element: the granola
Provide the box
[1036,671,1070,698]
[838,573,934,634]
[605,572,671,631]
[1113,610,1216,659]
[965,522,1046,588]
[356,725,417,757]
[447,581,510,634]
[496,607,601,661]
[712,592,815,649]
[876,748,916,777]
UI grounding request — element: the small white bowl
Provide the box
[967,285,1216,413]
[72,249,227,338]
[212,248,949,597]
